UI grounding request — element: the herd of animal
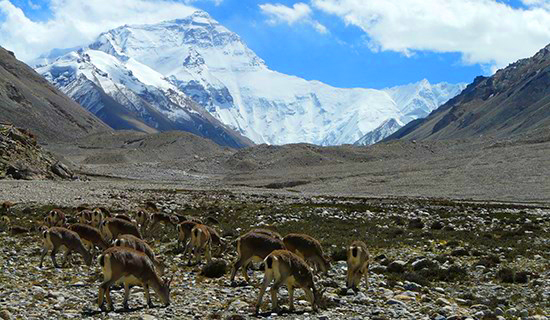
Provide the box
[0,204,371,314]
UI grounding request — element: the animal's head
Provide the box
[159,275,174,306]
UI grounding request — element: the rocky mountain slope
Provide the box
[0,124,74,180]
[34,11,464,146]
[0,47,110,143]
[386,44,550,141]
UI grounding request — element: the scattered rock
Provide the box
[387,260,407,273]
[200,259,227,278]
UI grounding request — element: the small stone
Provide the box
[439,306,453,315]
[506,308,518,316]
[31,286,47,299]
[394,294,415,301]
[520,309,529,318]
[436,298,451,306]
[387,260,407,273]
[387,299,407,308]
[404,282,422,291]
[433,287,445,294]
[495,307,504,315]
[0,309,13,320]
[475,311,485,318]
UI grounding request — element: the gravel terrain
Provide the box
[0,189,548,319]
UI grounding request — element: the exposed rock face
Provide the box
[0,124,73,180]
[386,44,550,142]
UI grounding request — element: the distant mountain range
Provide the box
[386,44,550,142]
[34,10,465,147]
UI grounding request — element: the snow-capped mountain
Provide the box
[384,79,467,123]
[354,118,404,146]
[34,10,465,146]
[34,42,253,148]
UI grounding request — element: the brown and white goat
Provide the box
[98,247,172,311]
[46,209,67,227]
[249,228,282,240]
[256,250,322,314]
[78,210,93,225]
[177,220,198,256]
[136,210,150,234]
[283,233,330,275]
[346,240,370,292]
[188,224,212,265]
[1,201,14,214]
[91,208,107,228]
[0,216,10,231]
[148,212,178,237]
[100,218,142,241]
[114,234,166,276]
[230,232,285,285]
[39,227,92,268]
[68,223,110,253]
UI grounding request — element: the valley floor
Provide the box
[0,184,548,319]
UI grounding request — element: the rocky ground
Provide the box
[0,188,548,320]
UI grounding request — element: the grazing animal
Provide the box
[78,210,93,225]
[100,218,142,241]
[205,225,226,256]
[283,233,330,275]
[230,232,285,284]
[148,213,178,237]
[46,209,67,227]
[10,225,29,235]
[114,234,166,276]
[249,228,282,240]
[177,220,198,257]
[1,201,14,214]
[39,227,92,268]
[91,208,105,228]
[68,223,110,253]
[114,214,133,223]
[98,247,172,311]
[189,224,212,265]
[136,210,150,234]
[346,241,370,292]
[0,216,10,231]
[256,250,322,314]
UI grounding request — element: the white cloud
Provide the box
[522,0,550,9]
[312,0,550,71]
[0,0,198,62]
[184,0,223,5]
[259,2,328,34]
[27,0,40,10]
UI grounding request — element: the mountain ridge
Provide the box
[0,46,110,143]
[34,10,465,146]
[385,43,550,142]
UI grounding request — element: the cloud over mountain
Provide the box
[311,0,550,71]
[0,0,197,62]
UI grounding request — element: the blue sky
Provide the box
[1,0,550,89]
